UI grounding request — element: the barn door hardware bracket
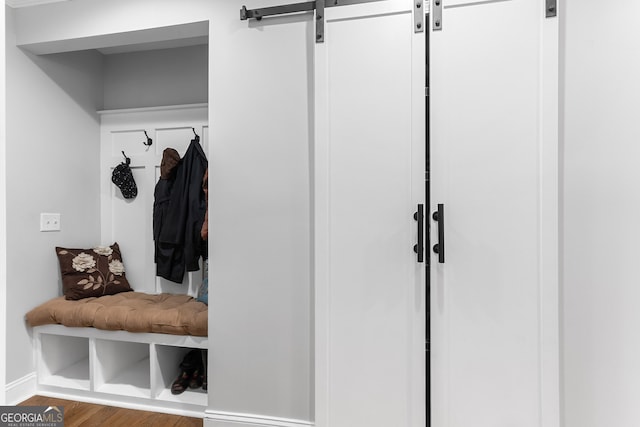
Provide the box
[316,0,325,42]
[241,0,387,43]
[432,0,442,31]
[545,0,556,18]
[241,1,323,42]
[414,1,423,33]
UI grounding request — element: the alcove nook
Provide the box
[6,3,314,425]
[7,18,211,416]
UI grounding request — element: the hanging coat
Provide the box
[201,168,208,242]
[153,139,208,283]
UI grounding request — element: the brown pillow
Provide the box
[56,243,133,300]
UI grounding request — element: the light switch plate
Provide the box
[40,213,61,232]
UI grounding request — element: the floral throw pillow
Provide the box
[56,243,133,300]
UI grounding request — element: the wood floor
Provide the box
[19,395,203,427]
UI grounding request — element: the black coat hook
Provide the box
[192,128,200,142]
[121,151,131,165]
[143,130,153,146]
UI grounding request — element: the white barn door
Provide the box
[430,1,559,426]
[314,0,426,426]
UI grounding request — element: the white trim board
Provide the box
[5,372,36,405]
[37,389,204,419]
[0,0,6,407]
[97,103,208,116]
[204,410,313,427]
[34,324,208,348]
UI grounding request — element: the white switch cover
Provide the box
[40,213,61,232]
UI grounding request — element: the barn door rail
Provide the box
[240,0,389,43]
[240,2,315,21]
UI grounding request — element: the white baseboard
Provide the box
[5,372,36,405]
[36,389,205,419]
[204,410,313,427]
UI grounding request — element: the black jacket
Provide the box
[153,138,208,283]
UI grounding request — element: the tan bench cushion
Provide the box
[25,292,207,336]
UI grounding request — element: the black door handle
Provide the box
[432,203,445,263]
[413,204,424,263]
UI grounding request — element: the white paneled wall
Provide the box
[100,104,208,296]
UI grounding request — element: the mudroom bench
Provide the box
[25,292,208,417]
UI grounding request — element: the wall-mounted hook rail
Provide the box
[143,130,153,147]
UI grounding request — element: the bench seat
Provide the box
[25,291,207,337]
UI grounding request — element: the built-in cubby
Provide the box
[154,345,207,406]
[34,325,208,417]
[37,334,90,391]
[94,339,151,398]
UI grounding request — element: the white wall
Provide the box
[207,3,312,423]
[7,1,312,423]
[103,44,208,110]
[5,6,104,389]
[0,3,7,407]
[562,1,640,426]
